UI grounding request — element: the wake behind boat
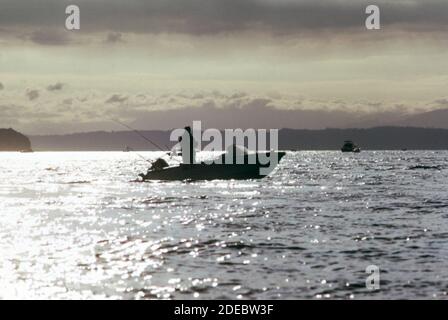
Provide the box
[139,151,286,181]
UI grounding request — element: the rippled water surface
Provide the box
[0,151,447,299]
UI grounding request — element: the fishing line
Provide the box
[110,118,169,151]
[125,146,153,164]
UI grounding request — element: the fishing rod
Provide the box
[125,146,153,164]
[110,119,169,152]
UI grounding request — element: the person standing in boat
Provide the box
[179,126,197,164]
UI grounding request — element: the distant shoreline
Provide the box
[25,127,448,151]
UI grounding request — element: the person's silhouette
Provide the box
[178,126,196,164]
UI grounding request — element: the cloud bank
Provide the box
[2,88,446,134]
[2,0,448,38]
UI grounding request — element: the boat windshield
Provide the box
[226,144,249,155]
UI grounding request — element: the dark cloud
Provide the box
[26,90,40,101]
[28,30,70,45]
[105,32,124,43]
[229,92,248,99]
[106,94,128,104]
[367,102,383,108]
[27,30,71,45]
[433,98,448,106]
[47,82,65,91]
[2,0,448,38]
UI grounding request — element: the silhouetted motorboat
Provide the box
[341,140,361,153]
[139,151,286,181]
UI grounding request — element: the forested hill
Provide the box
[29,127,448,151]
[0,128,32,152]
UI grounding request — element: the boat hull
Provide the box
[140,152,286,181]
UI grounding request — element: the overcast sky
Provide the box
[1,0,448,134]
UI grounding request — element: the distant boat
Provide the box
[341,140,361,153]
[20,149,33,153]
[139,151,286,181]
